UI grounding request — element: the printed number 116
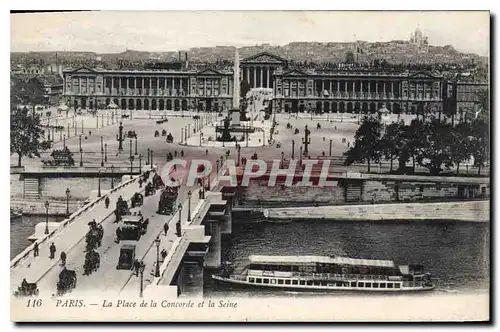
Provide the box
[27,299,42,307]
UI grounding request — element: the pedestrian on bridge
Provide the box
[163,223,169,236]
[49,242,56,259]
[60,251,67,266]
[139,178,143,188]
[33,242,39,257]
[115,227,122,244]
[105,196,110,209]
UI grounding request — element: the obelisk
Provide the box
[231,48,241,125]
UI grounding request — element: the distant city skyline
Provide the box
[11,11,489,56]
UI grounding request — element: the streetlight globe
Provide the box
[45,201,49,209]
[178,203,182,211]
[188,190,192,197]
[155,237,161,247]
[66,188,71,196]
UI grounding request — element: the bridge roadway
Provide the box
[10,170,154,296]
[11,163,213,297]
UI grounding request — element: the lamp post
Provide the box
[146,148,150,165]
[154,237,161,277]
[216,159,220,174]
[150,150,154,166]
[280,151,284,169]
[98,168,102,197]
[181,128,184,144]
[237,144,241,166]
[199,132,203,147]
[100,136,104,167]
[138,154,142,172]
[329,139,332,157]
[134,137,138,155]
[104,143,108,163]
[129,139,133,159]
[292,140,295,160]
[79,135,83,167]
[187,190,192,222]
[138,262,145,298]
[176,203,182,237]
[65,188,71,218]
[302,125,311,156]
[111,164,115,189]
[63,134,66,149]
[129,155,134,179]
[44,201,49,234]
[299,146,303,166]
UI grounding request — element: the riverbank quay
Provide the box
[265,200,489,222]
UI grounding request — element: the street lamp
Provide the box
[79,135,83,167]
[237,145,241,166]
[154,237,161,278]
[65,188,71,218]
[199,132,203,147]
[139,154,142,172]
[181,128,184,144]
[98,168,102,197]
[111,164,115,189]
[44,201,49,234]
[138,261,145,298]
[101,136,104,167]
[216,159,220,174]
[129,155,135,179]
[146,148,150,165]
[292,140,295,160]
[151,150,154,166]
[176,203,182,237]
[104,143,108,163]
[281,151,284,169]
[135,137,138,155]
[187,190,192,222]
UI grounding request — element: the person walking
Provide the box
[105,196,110,209]
[33,242,39,257]
[49,242,56,259]
[163,222,169,236]
[115,227,122,243]
[60,251,67,266]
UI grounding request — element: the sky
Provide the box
[10,11,490,56]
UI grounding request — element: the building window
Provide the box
[300,280,306,286]
[350,282,356,287]
[373,283,379,288]
[263,278,270,284]
[249,277,255,283]
[358,282,364,287]
[387,283,394,289]
[395,283,401,289]
[256,278,262,284]
[277,279,284,285]
[291,280,298,285]
[380,283,386,288]
[365,283,372,288]
[306,280,313,286]
[284,279,291,285]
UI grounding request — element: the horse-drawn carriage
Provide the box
[85,221,104,252]
[115,198,130,222]
[43,148,75,166]
[152,173,165,190]
[83,250,100,276]
[130,192,144,208]
[116,243,136,270]
[166,133,174,143]
[144,182,156,197]
[14,280,39,297]
[157,180,180,215]
[127,130,137,138]
[56,267,77,296]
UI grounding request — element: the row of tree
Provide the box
[344,113,489,176]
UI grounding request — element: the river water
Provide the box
[10,215,64,259]
[204,219,490,297]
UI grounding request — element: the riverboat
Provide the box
[212,255,435,292]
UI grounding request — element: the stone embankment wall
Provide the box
[266,200,489,222]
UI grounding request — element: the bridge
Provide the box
[10,162,234,299]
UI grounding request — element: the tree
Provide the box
[344,116,382,172]
[470,116,489,175]
[240,80,251,98]
[11,77,46,116]
[415,119,454,175]
[11,107,50,167]
[449,122,475,174]
[379,122,404,172]
[345,51,355,64]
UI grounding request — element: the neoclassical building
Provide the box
[63,51,478,115]
[63,67,235,112]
